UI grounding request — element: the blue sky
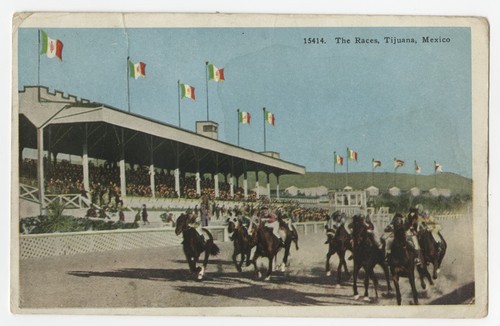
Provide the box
[18,27,471,177]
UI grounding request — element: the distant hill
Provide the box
[242,171,472,195]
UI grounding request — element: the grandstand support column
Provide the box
[266,173,271,199]
[149,136,155,198]
[36,127,45,215]
[196,172,201,196]
[174,168,180,198]
[276,174,280,200]
[82,123,90,192]
[243,171,248,199]
[214,173,219,198]
[195,155,201,197]
[255,171,260,198]
[229,173,234,198]
[119,129,126,199]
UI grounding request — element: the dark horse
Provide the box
[387,213,420,305]
[227,216,257,272]
[247,217,297,280]
[408,208,447,285]
[175,213,220,280]
[325,215,353,287]
[351,215,392,302]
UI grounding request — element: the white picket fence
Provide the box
[19,222,325,260]
[18,215,465,260]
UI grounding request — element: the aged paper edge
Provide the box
[10,12,490,318]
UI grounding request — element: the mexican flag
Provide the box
[373,159,381,168]
[208,64,225,82]
[40,30,63,61]
[239,111,251,124]
[348,149,358,161]
[394,158,405,169]
[335,154,344,166]
[265,111,275,126]
[180,83,196,100]
[128,60,146,79]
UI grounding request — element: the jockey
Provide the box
[417,210,443,243]
[260,206,286,245]
[187,208,204,238]
[381,212,423,266]
[325,211,345,233]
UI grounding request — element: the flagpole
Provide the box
[177,80,181,128]
[333,151,337,190]
[346,147,349,187]
[372,158,374,185]
[37,29,41,102]
[205,61,209,121]
[127,56,131,112]
[237,109,240,146]
[414,160,417,187]
[393,157,397,186]
[263,107,267,152]
[434,161,437,188]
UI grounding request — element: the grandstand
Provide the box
[18,86,305,215]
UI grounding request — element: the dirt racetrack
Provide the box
[19,215,474,308]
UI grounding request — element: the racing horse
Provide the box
[325,213,353,287]
[227,216,257,272]
[407,208,447,284]
[387,213,420,305]
[351,215,392,302]
[246,216,297,280]
[175,213,220,280]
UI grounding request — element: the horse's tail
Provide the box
[202,228,220,256]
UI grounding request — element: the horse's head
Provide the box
[175,214,190,235]
[392,213,406,231]
[351,215,368,245]
[227,216,240,233]
[408,207,419,223]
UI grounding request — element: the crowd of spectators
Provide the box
[20,159,261,203]
[20,158,329,222]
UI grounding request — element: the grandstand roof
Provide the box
[18,86,305,177]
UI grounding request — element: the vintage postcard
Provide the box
[11,13,489,318]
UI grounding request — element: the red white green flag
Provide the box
[239,111,251,124]
[208,64,225,82]
[394,158,405,169]
[335,154,344,166]
[434,161,442,173]
[265,111,275,126]
[180,83,196,100]
[128,60,146,79]
[348,148,358,161]
[373,159,381,168]
[40,30,63,61]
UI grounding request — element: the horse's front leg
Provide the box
[232,248,242,272]
[265,255,274,281]
[393,274,402,305]
[352,262,362,300]
[326,248,333,276]
[250,248,262,279]
[185,251,197,273]
[281,241,291,271]
[409,270,419,305]
[368,267,379,301]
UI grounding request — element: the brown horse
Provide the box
[325,223,352,287]
[246,217,296,280]
[419,228,447,280]
[227,216,257,272]
[387,213,420,305]
[351,215,392,302]
[406,208,447,290]
[175,213,220,280]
